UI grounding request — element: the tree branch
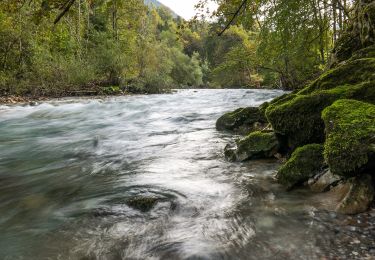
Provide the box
[54,0,76,24]
[218,0,248,36]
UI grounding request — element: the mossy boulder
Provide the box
[265,80,375,150]
[277,144,325,190]
[216,106,268,135]
[299,57,375,95]
[322,99,375,177]
[224,131,279,162]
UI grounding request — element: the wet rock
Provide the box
[322,99,375,177]
[335,174,375,215]
[309,169,342,192]
[277,144,325,190]
[126,196,160,212]
[216,106,267,135]
[224,131,279,162]
[321,174,374,215]
[29,101,39,106]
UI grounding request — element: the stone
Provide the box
[277,144,325,190]
[310,169,342,192]
[224,131,279,162]
[336,174,375,215]
[322,99,375,177]
[216,106,267,135]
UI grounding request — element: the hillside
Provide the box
[144,0,179,18]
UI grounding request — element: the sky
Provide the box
[157,0,218,20]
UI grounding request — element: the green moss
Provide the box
[266,82,375,150]
[216,106,267,134]
[333,31,363,63]
[322,99,375,177]
[299,58,375,95]
[349,44,375,60]
[225,131,279,161]
[277,144,325,189]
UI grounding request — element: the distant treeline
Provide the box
[0,0,354,96]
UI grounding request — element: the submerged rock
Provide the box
[322,99,375,177]
[126,196,160,212]
[277,144,325,190]
[216,106,267,135]
[328,174,375,215]
[224,131,279,162]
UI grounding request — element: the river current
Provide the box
[0,89,365,259]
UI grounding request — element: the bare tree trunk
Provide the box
[112,1,118,40]
[333,0,337,43]
[339,0,343,38]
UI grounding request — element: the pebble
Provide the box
[313,207,375,259]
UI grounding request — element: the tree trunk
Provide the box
[333,0,337,43]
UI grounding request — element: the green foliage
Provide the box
[202,0,339,89]
[277,144,325,189]
[0,1,209,96]
[322,99,375,177]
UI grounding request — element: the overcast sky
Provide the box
[157,0,218,20]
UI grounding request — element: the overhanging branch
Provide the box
[218,0,248,36]
[54,0,76,24]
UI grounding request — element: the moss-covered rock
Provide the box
[299,58,375,95]
[216,106,268,134]
[224,131,279,162]
[277,144,325,190]
[322,99,375,177]
[265,80,375,150]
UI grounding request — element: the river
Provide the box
[0,89,372,259]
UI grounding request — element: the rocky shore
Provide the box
[0,95,48,105]
[216,0,375,216]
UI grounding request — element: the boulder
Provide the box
[265,79,375,151]
[309,169,342,192]
[216,105,268,135]
[322,99,375,177]
[299,57,375,95]
[327,174,375,215]
[224,131,279,162]
[277,144,325,190]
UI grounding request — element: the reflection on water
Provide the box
[0,89,347,259]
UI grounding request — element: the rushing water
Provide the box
[0,89,362,260]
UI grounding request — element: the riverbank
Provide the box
[0,90,168,105]
[0,96,49,105]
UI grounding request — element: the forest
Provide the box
[0,0,355,96]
